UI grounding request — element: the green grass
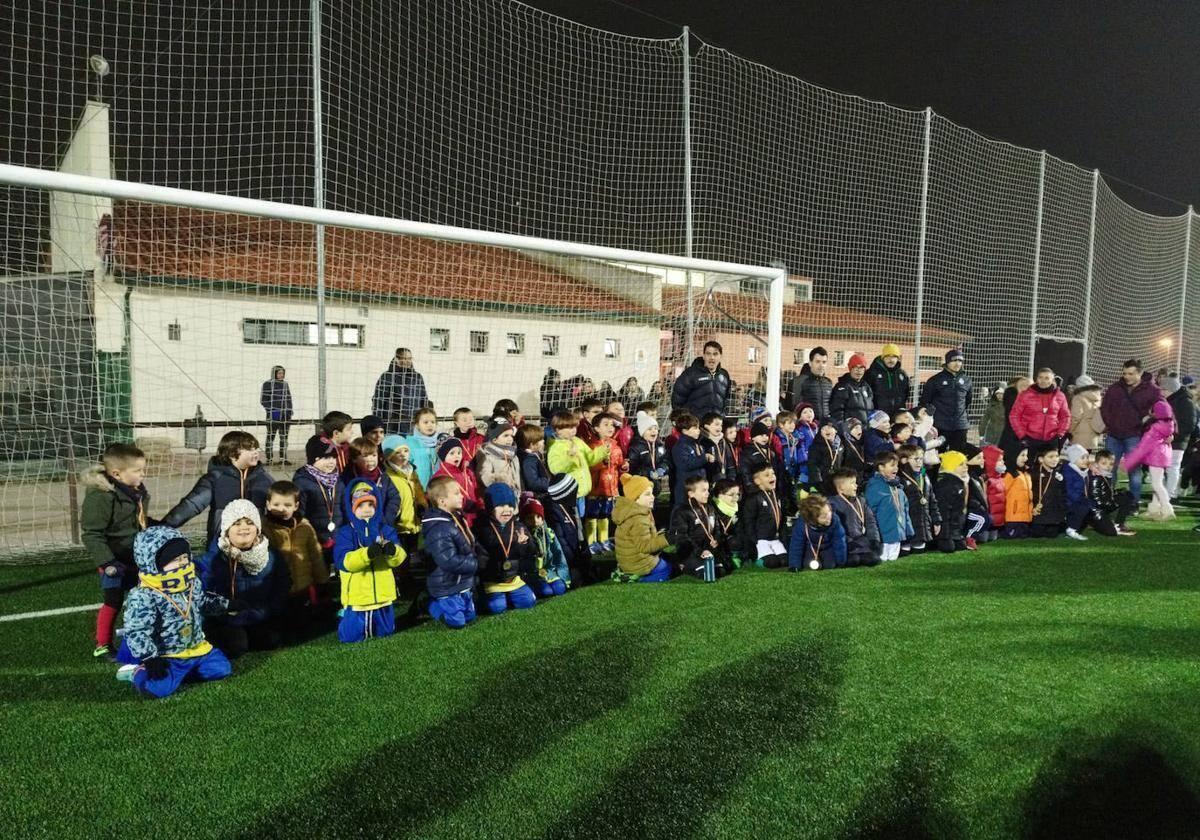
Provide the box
[4,521,1200,838]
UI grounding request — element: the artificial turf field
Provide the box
[3,520,1200,839]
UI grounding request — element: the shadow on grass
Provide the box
[540,637,844,839]
[239,628,657,839]
[0,565,93,596]
[1021,729,1200,840]
[837,738,965,840]
[985,620,1200,664]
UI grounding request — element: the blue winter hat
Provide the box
[945,348,965,364]
[381,434,406,457]
[868,410,889,429]
[484,482,518,510]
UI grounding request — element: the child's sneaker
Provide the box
[1065,528,1088,541]
[92,643,115,659]
[115,664,138,682]
[601,540,615,552]
[1118,527,1137,536]
[964,537,978,550]
[588,542,603,555]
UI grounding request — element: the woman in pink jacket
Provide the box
[1122,399,1176,520]
[1008,368,1071,449]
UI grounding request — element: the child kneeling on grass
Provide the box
[668,475,732,580]
[520,497,570,596]
[788,494,848,571]
[613,473,673,582]
[475,483,538,613]
[829,468,881,566]
[262,480,328,631]
[117,526,233,699]
[333,482,406,642]
[200,500,291,658]
[422,476,480,629]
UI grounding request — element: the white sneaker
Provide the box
[1065,528,1088,541]
[115,664,138,682]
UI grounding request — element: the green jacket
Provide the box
[80,466,148,567]
[612,495,668,576]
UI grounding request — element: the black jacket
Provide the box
[371,362,430,435]
[920,368,973,432]
[806,435,842,492]
[967,470,991,526]
[899,465,940,544]
[841,436,869,483]
[1168,388,1196,449]
[738,442,780,490]
[668,500,730,573]
[828,493,880,557]
[788,371,834,421]
[626,437,668,480]
[829,373,875,426]
[867,357,910,418]
[1031,465,1067,525]
[703,436,739,484]
[162,458,275,543]
[672,357,733,418]
[474,517,537,585]
[934,474,968,541]
[1088,471,1121,515]
[737,486,788,550]
[292,467,337,541]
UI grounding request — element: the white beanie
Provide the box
[1073,374,1095,388]
[636,410,658,437]
[220,499,262,536]
[1062,443,1089,466]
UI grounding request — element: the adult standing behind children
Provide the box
[371,348,430,435]
[789,347,834,421]
[829,354,874,426]
[1008,367,1071,455]
[1099,359,1161,506]
[259,365,293,466]
[1068,375,1106,451]
[1162,372,1195,498]
[867,344,910,419]
[920,349,973,451]
[672,341,733,419]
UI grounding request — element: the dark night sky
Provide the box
[522,0,1200,215]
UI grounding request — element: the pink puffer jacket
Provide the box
[1122,400,1176,471]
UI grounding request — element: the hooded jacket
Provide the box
[920,368,973,432]
[422,508,480,599]
[80,466,149,568]
[829,372,875,425]
[1167,387,1196,449]
[261,513,327,595]
[1068,385,1106,450]
[1063,462,1093,511]
[1100,376,1162,439]
[982,446,1007,526]
[162,457,275,543]
[671,357,733,418]
[431,459,482,527]
[806,433,843,491]
[867,357,910,418]
[898,464,940,544]
[123,526,229,660]
[788,369,833,421]
[1122,400,1176,471]
[334,512,405,610]
[382,463,421,535]
[371,360,430,434]
[260,366,294,421]
[1003,470,1033,524]
[334,465,401,527]
[612,494,669,576]
[1009,384,1071,443]
[865,473,914,544]
[200,536,290,626]
[788,514,848,571]
[934,473,968,541]
[978,392,1007,444]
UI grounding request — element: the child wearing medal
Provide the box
[474,483,538,614]
[262,480,329,632]
[896,444,940,554]
[827,467,882,566]
[1029,446,1067,538]
[294,435,341,560]
[788,494,848,571]
[738,462,790,568]
[667,475,732,579]
[865,451,913,562]
[433,437,482,526]
[333,482,406,642]
[423,476,481,629]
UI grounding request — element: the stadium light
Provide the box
[1160,337,1173,349]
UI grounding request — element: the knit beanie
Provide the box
[880,343,901,359]
[960,442,982,462]
[636,410,658,437]
[155,537,192,572]
[381,434,406,457]
[220,499,261,537]
[437,437,464,461]
[486,419,513,442]
[868,410,889,429]
[360,414,385,436]
[1074,374,1095,388]
[1063,443,1089,466]
[548,472,578,502]
[1183,376,1195,387]
[306,435,336,464]
[1160,374,1182,394]
[620,472,653,500]
[847,353,867,370]
[750,421,771,439]
[945,348,965,364]
[939,451,967,474]
[349,481,378,515]
[749,406,770,424]
[484,482,518,510]
[520,497,545,519]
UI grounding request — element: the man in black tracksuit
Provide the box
[788,347,835,421]
[867,344,911,419]
[672,341,734,418]
[920,348,973,452]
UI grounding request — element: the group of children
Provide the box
[81,392,1143,699]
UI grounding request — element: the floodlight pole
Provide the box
[1029,150,1046,376]
[682,26,695,362]
[912,107,932,401]
[1081,169,1098,373]
[311,0,328,416]
[1178,206,1192,372]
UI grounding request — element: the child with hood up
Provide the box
[613,473,673,582]
[1121,398,1177,521]
[334,482,406,641]
[260,365,294,465]
[200,500,291,657]
[981,445,1007,542]
[116,526,234,698]
[431,437,482,527]
[334,437,401,528]
[1002,447,1033,539]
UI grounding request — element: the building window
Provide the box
[580,344,588,358]
[604,339,621,359]
[833,350,845,367]
[792,348,807,366]
[430,328,450,353]
[918,355,943,370]
[506,333,525,355]
[790,281,813,302]
[470,331,489,354]
[167,321,181,341]
[748,345,761,364]
[543,335,559,356]
[242,318,363,347]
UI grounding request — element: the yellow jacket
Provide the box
[384,465,421,535]
[334,518,407,610]
[547,437,608,498]
[612,495,669,576]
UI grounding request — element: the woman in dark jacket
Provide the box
[997,376,1032,454]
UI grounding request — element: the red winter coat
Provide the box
[982,445,1007,526]
[1008,385,1070,443]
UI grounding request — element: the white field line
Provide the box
[0,603,101,622]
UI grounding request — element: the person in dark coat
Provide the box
[1029,446,1068,538]
[1162,373,1195,498]
[787,347,834,421]
[672,341,734,419]
[934,451,969,552]
[371,347,430,435]
[668,475,733,578]
[827,468,881,566]
[162,430,275,545]
[920,348,973,451]
[260,365,294,465]
[1099,359,1162,504]
[806,421,843,493]
[737,462,790,568]
[867,344,911,419]
[539,368,570,423]
[997,377,1032,454]
[617,377,646,415]
[828,353,875,426]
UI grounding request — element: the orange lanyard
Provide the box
[753,442,770,463]
[489,521,514,560]
[837,492,864,528]
[804,524,824,562]
[690,500,716,546]
[845,438,863,462]
[765,490,781,528]
[452,513,474,545]
[1036,468,1052,504]
[150,584,194,623]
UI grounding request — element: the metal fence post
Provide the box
[1178,206,1192,372]
[912,107,932,401]
[1028,150,1046,375]
[1081,169,1099,373]
[311,0,328,416]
